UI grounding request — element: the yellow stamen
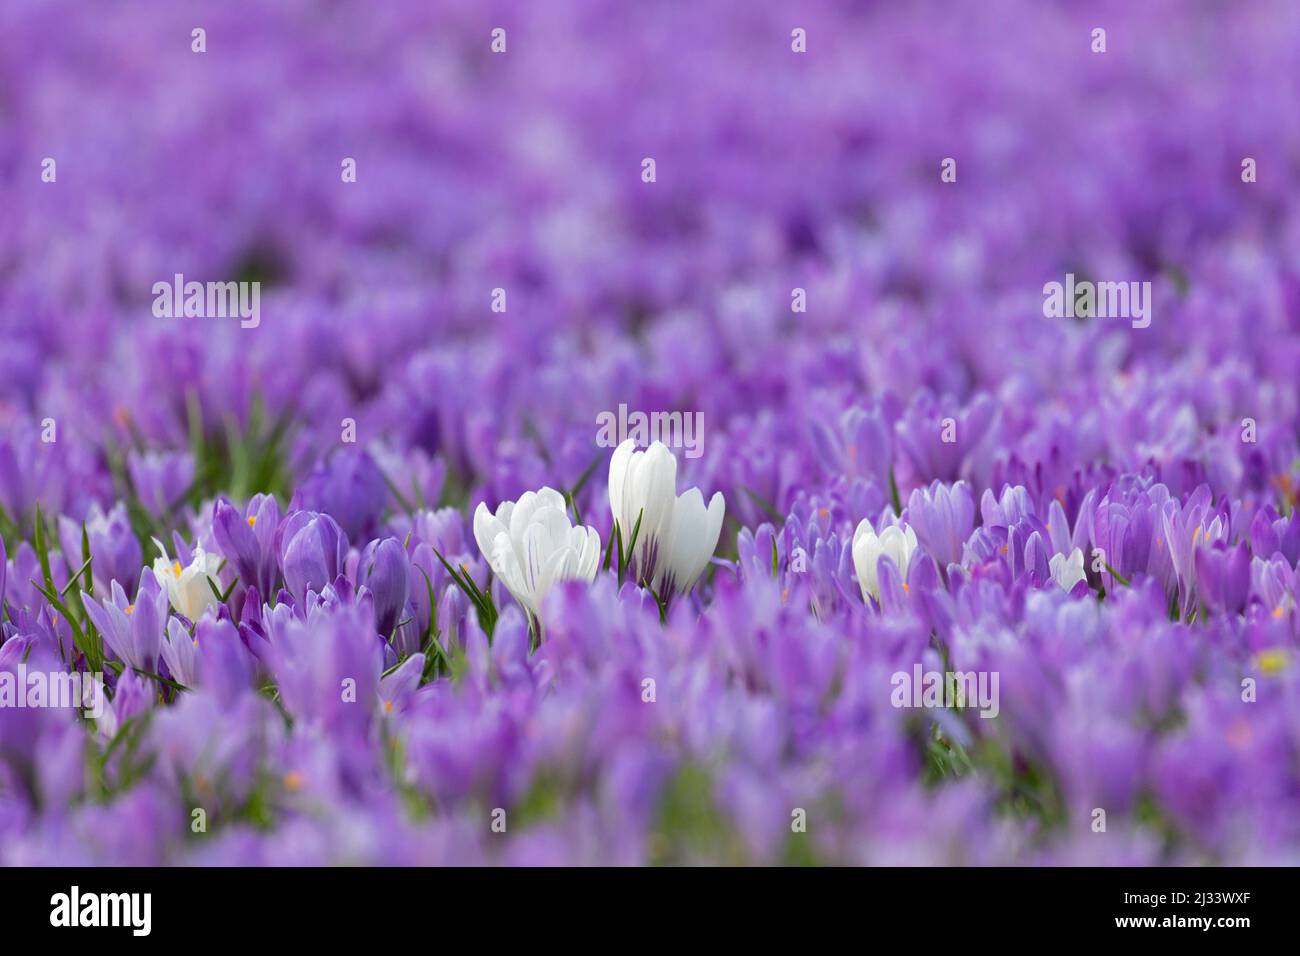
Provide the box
[283,771,305,792]
[247,515,257,527]
[173,561,183,577]
[383,700,394,714]
[1273,605,1285,620]
[1255,648,1290,675]
[818,507,830,520]
[903,582,910,593]
[125,604,135,615]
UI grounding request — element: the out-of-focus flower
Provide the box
[607,440,725,594]
[160,616,254,702]
[1251,506,1300,566]
[127,450,195,518]
[1194,542,1251,617]
[292,450,388,542]
[810,404,894,486]
[896,392,996,483]
[160,617,199,688]
[473,487,600,618]
[58,502,143,593]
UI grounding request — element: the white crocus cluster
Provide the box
[852,518,919,603]
[608,440,725,595]
[151,538,224,622]
[473,487,601,618]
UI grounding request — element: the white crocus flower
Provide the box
[1050,547,1087,593]
[852,518,919,603]
[608,440,725,595]
[473,487,601,618]
[152,538,224,622]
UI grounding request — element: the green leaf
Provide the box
[620,509,644,586]
[32,578,100,673]
[130,667,189,694]
[62,555,94,598]
[430,545,497,637]
[740,486,782,524]
[379,465,417,517]
[32,503,55,594]
[80,522,94,594]
[565,452,604,525]
[605,521,619,573]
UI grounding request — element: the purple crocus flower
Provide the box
[80,570,168,674]
[906,480,975,571]
[277,512,349,605]
[1162,485,1228,616]
[895,391,996,484]
[810,403,895,487]
[1194,542,1251,617]
[1251,505,1300,567]
[1251,556,1294,614]
[291,450,389,542]
[58,502,143,594]
[160,617,200,689]
[272,603,383,739]
[356,537,411,637]
[378,652,424,718]
[126,450,195,518]
[211,494,282,598]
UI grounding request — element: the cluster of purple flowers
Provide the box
[2,1,1300,864]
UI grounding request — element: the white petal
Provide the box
[472,502,501,562]
[630,442,678,568]
[608,439,636,532]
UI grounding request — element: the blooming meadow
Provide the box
[2,1,1300,866]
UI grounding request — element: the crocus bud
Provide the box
[292,450,388,543]
[280,513,349,605]
[357,537,411,636]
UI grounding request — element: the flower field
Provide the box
[2,0,1300,866]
